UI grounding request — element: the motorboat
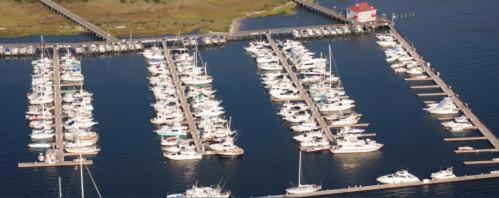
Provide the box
[376,170,420,184]
[424,97,458,115]
[166,184,230,198]
[330,135,383,153]
[458,146,474,151]
[431,167,456,180]
[28,142,51,148]
[65,146,100,155]
[164,150,202,160]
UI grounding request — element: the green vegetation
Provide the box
[0,1,84,37]
[0,0,294,38]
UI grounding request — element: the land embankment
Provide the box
[0,0,295,38]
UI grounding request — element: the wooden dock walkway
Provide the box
[161,41,204,153]
[455,149,499,154]
[291,0,351,23]
[52,49,64,162]
[417,92,447,97]
[261,173,499,198]
[19,160,93,168]
[333,133,376,139]
[389,24,499,149]
[331,123,369,128]
[464,160,499,165]
[265,34,333,141]
[38,0,119,42]
[444,136,487,142]
[411,85,442,89]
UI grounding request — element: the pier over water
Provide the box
[38,0,119,42]
[265,34,334,141]
[161,42,204,153]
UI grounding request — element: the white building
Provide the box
[346,2,377,23]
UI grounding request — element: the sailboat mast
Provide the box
[58,177,62,198]
[328,45,332,74]
[80,154,85,198]
[298,151,302,186]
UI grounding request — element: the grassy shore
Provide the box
[0,1,85,37]
[0,0,294,38]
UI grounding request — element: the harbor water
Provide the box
[1,0,498,197]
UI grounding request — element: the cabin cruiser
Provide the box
[424,97,458,115]
[293,131,326,142]
[441,115,474,132]
[290,121,319,132]
[28,142,51,148]
[166,184,231,198]
[377,170,420,184]
[431,167,456,180]
[330,135,383,153]
[65,146,101,155]
[164,150,202,160]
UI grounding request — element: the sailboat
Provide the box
[285,151,321,194]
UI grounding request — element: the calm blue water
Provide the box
[1,0,499,197]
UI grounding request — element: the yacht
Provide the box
[65,146,101,155]
[424,97,459,115]
[28,142,51,148]
[285,151,321,194]
[376,170,420,184]
[431,167,456,180]
[166,184,230,198]
[164,150,202,160]
[330,135,383,154]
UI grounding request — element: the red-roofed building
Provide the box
[346,2,377,22]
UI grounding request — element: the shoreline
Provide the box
[0,1,295,39]
[229,2,296,34]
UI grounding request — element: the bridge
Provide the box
[38,0,119,42]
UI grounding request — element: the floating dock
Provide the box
[161,42,204,153]
[265,33,334,141]
[455,149,499,154]
[261,173,499,198]
[389,24,499,150]
[18,48,93,168]
[464,160,499,165]
[444,137,487,142]
[38,0,119,42]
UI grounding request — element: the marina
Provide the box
[2,0,499,196]
[18,46,97,168]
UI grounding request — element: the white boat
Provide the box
[458,146,474,151]
[30,132,54,140]
[330,135,383,154]
[376,170,420,184]
[285,151,321,194]
[28,143,51,148]
[164,150,202,160]
[293,131,325,142]
[166,184,231,198]
[424,97,458,115]
[65,146,100,154]
[431,167,456,180]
